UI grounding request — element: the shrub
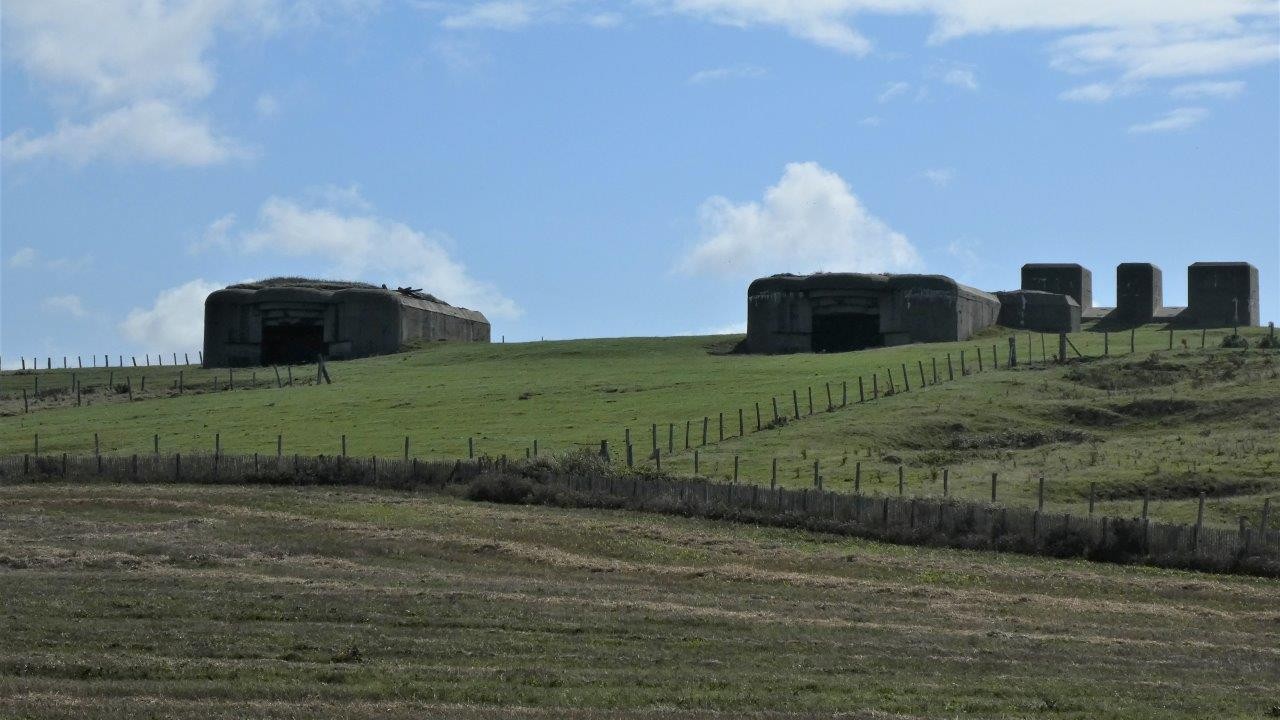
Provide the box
[1221,333,1249,349]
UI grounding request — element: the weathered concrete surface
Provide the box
[204,279,489,367]
[1021,263,1092,309]
[1186,262,1260,327]
[1115,263,1163,323]
[746,273,999,354]
[996,290,1081,332]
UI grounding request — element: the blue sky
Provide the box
[2,1,1278,364]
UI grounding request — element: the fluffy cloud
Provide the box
[442,1,534,30]
[1,1,370,167]
[1170,80,1246,99]
[42,294,87,318]
[212,190,521,319]
[2,101,247,167]
[8,247,37,268]
[1128,106,1208,134]
[120,279,223,349]
[877,81,911,103]
[942,68,977,90]
[922,167,954,186]
[687,64,767,84]
[677,162,921,277]
[659,1,1277,96]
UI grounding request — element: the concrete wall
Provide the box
[996,290,1081,332]
[1186,262,1260,327]
[1114,263,1162,323]
[745,273,998,353]
[1021,264,1092,309]
[204,284,490,367]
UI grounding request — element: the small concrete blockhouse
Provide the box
[995,290,1081,333]
[1115,263,1163,323]
[1187,262,1260,327]
[1021,263,1092,311]
[746,273,1000,354]
[203,278,489,367]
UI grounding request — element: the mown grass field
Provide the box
[2,325,1277,528]
[1,482,1277,719]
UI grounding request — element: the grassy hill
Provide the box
[1,483,1276,719]
[2,324,1277,528]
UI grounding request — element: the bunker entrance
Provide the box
[261,324,326,365]
[812,312,882,353]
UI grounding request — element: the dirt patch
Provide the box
[948,428,1095,450]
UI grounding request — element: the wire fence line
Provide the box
[0,351,202,372]
[3,452,1274,576]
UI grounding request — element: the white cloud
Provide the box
[922,167,954,186]
[658,2,1278,96]
[212,189,521,318]
[42,294,87,318]
[687,64,767,84]
[442,1,533,30]
[942,68,977,90]
[680,321,747,336]
[878,81,910,103]
[677,161,921,278]
[1,1,365,167]
[1059,81,1140,103]
[1170,80,1246,99]
[1128,106,1208,134]
[255,93,280,117]
[945,237,983,276]
[121,279,223,349]
[859,116,882,126]
[2,101,248,167]
[8,247,37,268]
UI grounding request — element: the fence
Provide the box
[0,351,202,372]
[2,452,1275,576]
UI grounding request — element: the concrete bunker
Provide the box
[995,290,1080,333]
[203,278,490,368]
[746,273,999,354]
[1021,263,1092,311]
[1115,263,1163,324]
[1186,262,1260,327]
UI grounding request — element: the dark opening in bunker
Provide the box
[811,313,882,353]
[261,324,326,365]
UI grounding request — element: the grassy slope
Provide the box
[1,483,1276,720]
[2,325,1277,528]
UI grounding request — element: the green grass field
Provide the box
[2,325,1277,528]
[1,483,1277,719]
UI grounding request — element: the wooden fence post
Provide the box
[693,450,699,475]
[771,397,779,423]
[947,354,954,381]
[897,466,904,496]
[1037,476,1044,511]
[1168,329,1174,350]
[718,412,724,441]
[1130,328,1136,354]
[992,344,998,369]
[277,434,283,458]
[651,423,658,453]
[771,458,777,489]
[626,443,634,468]
[1104,332,1109,356]
[792,389,800,419]
[755,403,762,431]
[942,468,948,497]
[404,436,410,460]
[669,423,675,452]
[1089,483,1096,515]
[1058,333,1067,363]
[858,377,865,403]
[901,363,909,391]
[1261,498,1271,548]
[94,433,100,456]
[854,461,861,493]
[960,350,966,376]
[733,455,739,483]
[932,356,939,383]
[686,420,692,448]
[813,460,819,488]
[825,382,833,411]
[842,380,848,406]
[918,360,926,388]
[738,408,744,436]
[872,374,879,399]
[341,434,347,458]
[468,437,475,459]
[154,434,159,455]
[886,369,895,395]
[990,472,997,502]
[976,348,983,372]
[702,416,709,445]
[1194,493,1206,551]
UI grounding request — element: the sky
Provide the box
[2,0,1278,365]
